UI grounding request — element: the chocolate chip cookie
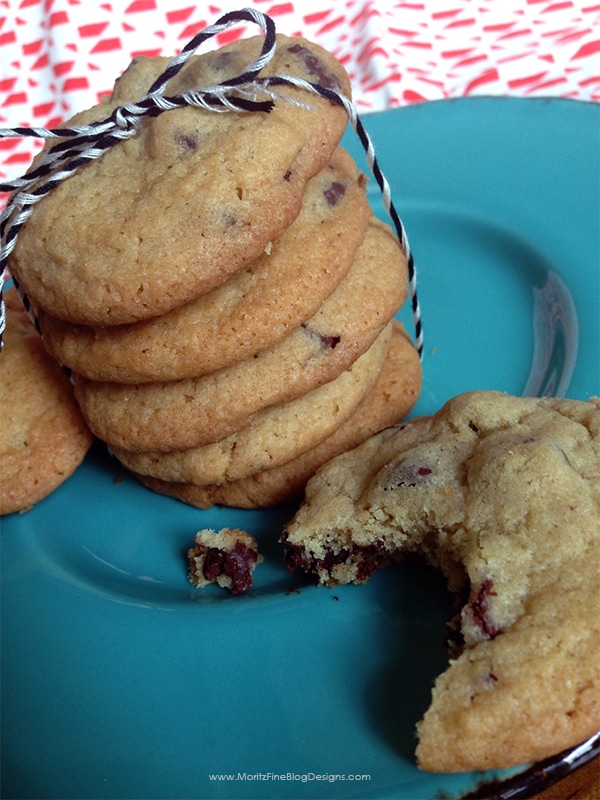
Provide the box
[10,35,352,325]
[0,289,93,514]
[282,391,600,772]
[136,320,421,508]
[111,324,392,484]
[73,217,406,452]
[37,148,371,382]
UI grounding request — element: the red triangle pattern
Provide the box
[1,0,599,182]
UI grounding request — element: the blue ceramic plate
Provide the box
[2,98,599,800]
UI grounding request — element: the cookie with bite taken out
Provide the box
[282,391,600,772]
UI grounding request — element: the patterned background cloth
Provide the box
[1,0,599,183]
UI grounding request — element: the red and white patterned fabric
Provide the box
[1,0,599,182]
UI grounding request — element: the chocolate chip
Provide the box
[283,540,392,584]
[175,132,198,151]
[321,333,341,349]
[301,322,341,351]
[223,211,242,229]
[287,43,340,89]
[202,543,258,595]
[381,459,433,489]
[557,446,575,469]
[323,182,346,206]
[469,579,499,640]
[321,547,351,571]
[209,49,240,71]
[283,541,351,575]
[355,553,387,582]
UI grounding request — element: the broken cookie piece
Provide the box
[187,528,263,595]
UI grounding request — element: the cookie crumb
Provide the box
[187,528,263,595]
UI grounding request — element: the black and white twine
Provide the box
[0,7,423,357]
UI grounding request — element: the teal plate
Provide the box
[1,98,599,800]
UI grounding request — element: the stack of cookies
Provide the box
[9,34,422,509]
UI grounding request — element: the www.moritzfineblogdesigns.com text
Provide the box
[208,772,371,783]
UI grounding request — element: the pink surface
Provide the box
[1,0,599,181]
